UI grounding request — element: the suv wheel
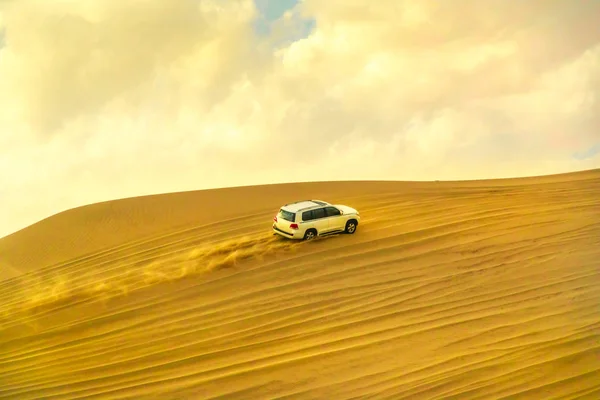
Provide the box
[345,220,357,234]
[304,229,317,240]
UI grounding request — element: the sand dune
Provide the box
[1,169,599,399]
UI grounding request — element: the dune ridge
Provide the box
[0,169,599,399]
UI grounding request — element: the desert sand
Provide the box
[0,169,599,399]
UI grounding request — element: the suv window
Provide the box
[325,207,341,217]
[279,209,295,222]
[302,210,313,221]
[312,207,326,219]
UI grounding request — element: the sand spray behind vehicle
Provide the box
[0,233,305,330]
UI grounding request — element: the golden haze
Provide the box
[1,0,599,397]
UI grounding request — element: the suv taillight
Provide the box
[290,223,299,229]
[273,216,278,222]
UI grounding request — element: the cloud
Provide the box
[0,0,262,135]
[573,143,600,161]
[0,0,599,237]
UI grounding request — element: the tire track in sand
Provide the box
[1,173,599,399]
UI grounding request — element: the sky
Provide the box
[0,0,599,238]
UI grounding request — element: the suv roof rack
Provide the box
[284,199,326,207]
[283,199,307,206]
[297,205,322,212]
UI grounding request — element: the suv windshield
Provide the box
[279,209,295,222]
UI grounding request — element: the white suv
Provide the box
[272,199,360,240]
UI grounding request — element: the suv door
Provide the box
[302,207,328,234]
[324,206,344,231]
[313,207,329,233]
[301,209,315,232]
